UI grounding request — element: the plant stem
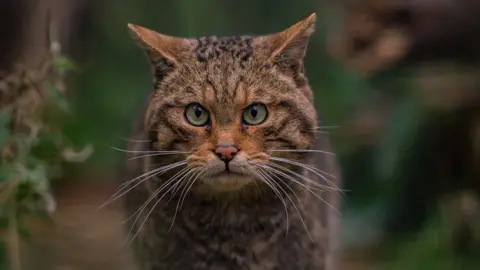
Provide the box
[8,200,20,270]
[0,180,21,270]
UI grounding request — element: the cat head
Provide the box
[129,14,318,194]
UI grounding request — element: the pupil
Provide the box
[250,107,258,118]
[194,108,202,118]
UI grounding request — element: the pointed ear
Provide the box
[265,13,316,68]
[127,24,192,79]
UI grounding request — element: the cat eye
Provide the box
[242,103,268,126]
[184,103,210,126]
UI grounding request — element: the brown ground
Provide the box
[21,176,137,270]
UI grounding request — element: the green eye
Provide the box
[185,103,210,126]
[242,103,268,125]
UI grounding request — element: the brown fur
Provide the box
[121,13,340,270]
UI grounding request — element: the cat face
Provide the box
[129,14,318,193]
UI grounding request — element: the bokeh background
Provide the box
[0,0,479,269]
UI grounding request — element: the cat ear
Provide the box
[127,24,191,75]
[265,13,316,67]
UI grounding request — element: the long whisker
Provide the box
[169,168,206,232]
[264,161,339,192]
[261,167,305,205]
[117,161,185,190]
[167,167,201,203]
[263,163,331,193]
[99,161,187,210]
[116,167,163,191]
[129,151,189,160]
[261,164,340,215]
[309,130,330,134]
[111,146,188,154]
[166,168,202,232]
[257,167,313,242]
[249,167,290,235]
[269,157,341,191]
[315,125,340,130]
[124,167,193,245]
[118,161,185,190]
[267,149,335,156]
[167,168,200,206]
[259,167,310,234]
[178,169,207,210]
[123,167,190,224]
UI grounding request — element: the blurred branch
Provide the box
[328,0,480,75]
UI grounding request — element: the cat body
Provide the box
[121,14,340,270]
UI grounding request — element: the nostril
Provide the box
[215,144,239,161]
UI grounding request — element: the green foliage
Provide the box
[0,54,92,268]
[376,200,480,270]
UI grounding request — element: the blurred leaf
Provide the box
[53,56,76,71]
[31,131,62,160]
[0,163,14,183]
[44,82,70,113]
[41,192,56,214]
[9,133,33,161]
[62,144,94,162]
[0,112,10,148]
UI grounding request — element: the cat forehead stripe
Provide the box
[194,36,254,63]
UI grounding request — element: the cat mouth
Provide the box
[203,170,255,192]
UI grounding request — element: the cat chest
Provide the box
[154,222,321,270]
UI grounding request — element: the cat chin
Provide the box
[198,172,256,193]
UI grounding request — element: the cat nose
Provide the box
[215,143,238,163]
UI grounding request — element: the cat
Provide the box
[118,13,341,270]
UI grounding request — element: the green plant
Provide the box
[0,46,92,269]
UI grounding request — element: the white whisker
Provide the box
[267,149,335,156]
[310,130,330,134]
[261,164,340,215]
[111,146,188,155]
[249,167,290,235]
[178,169,206,210]
[265,161,338,192]
[99,161,187,210]
[118,161,185,190]
[123,167,190,224]
[314,125,340,130]
[129,152,189,160]
[124,167,192,245]
[269,157,341,192]
[257,167,314,242]
[169,168,206,232]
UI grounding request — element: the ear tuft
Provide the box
[128,24,195,81]
[127,23,185,66]
[266,13,317,66]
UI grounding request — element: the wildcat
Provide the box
[118,13,340,270]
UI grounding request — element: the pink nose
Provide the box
[215,144,238,162]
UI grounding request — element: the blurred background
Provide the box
[0,0,479,269]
